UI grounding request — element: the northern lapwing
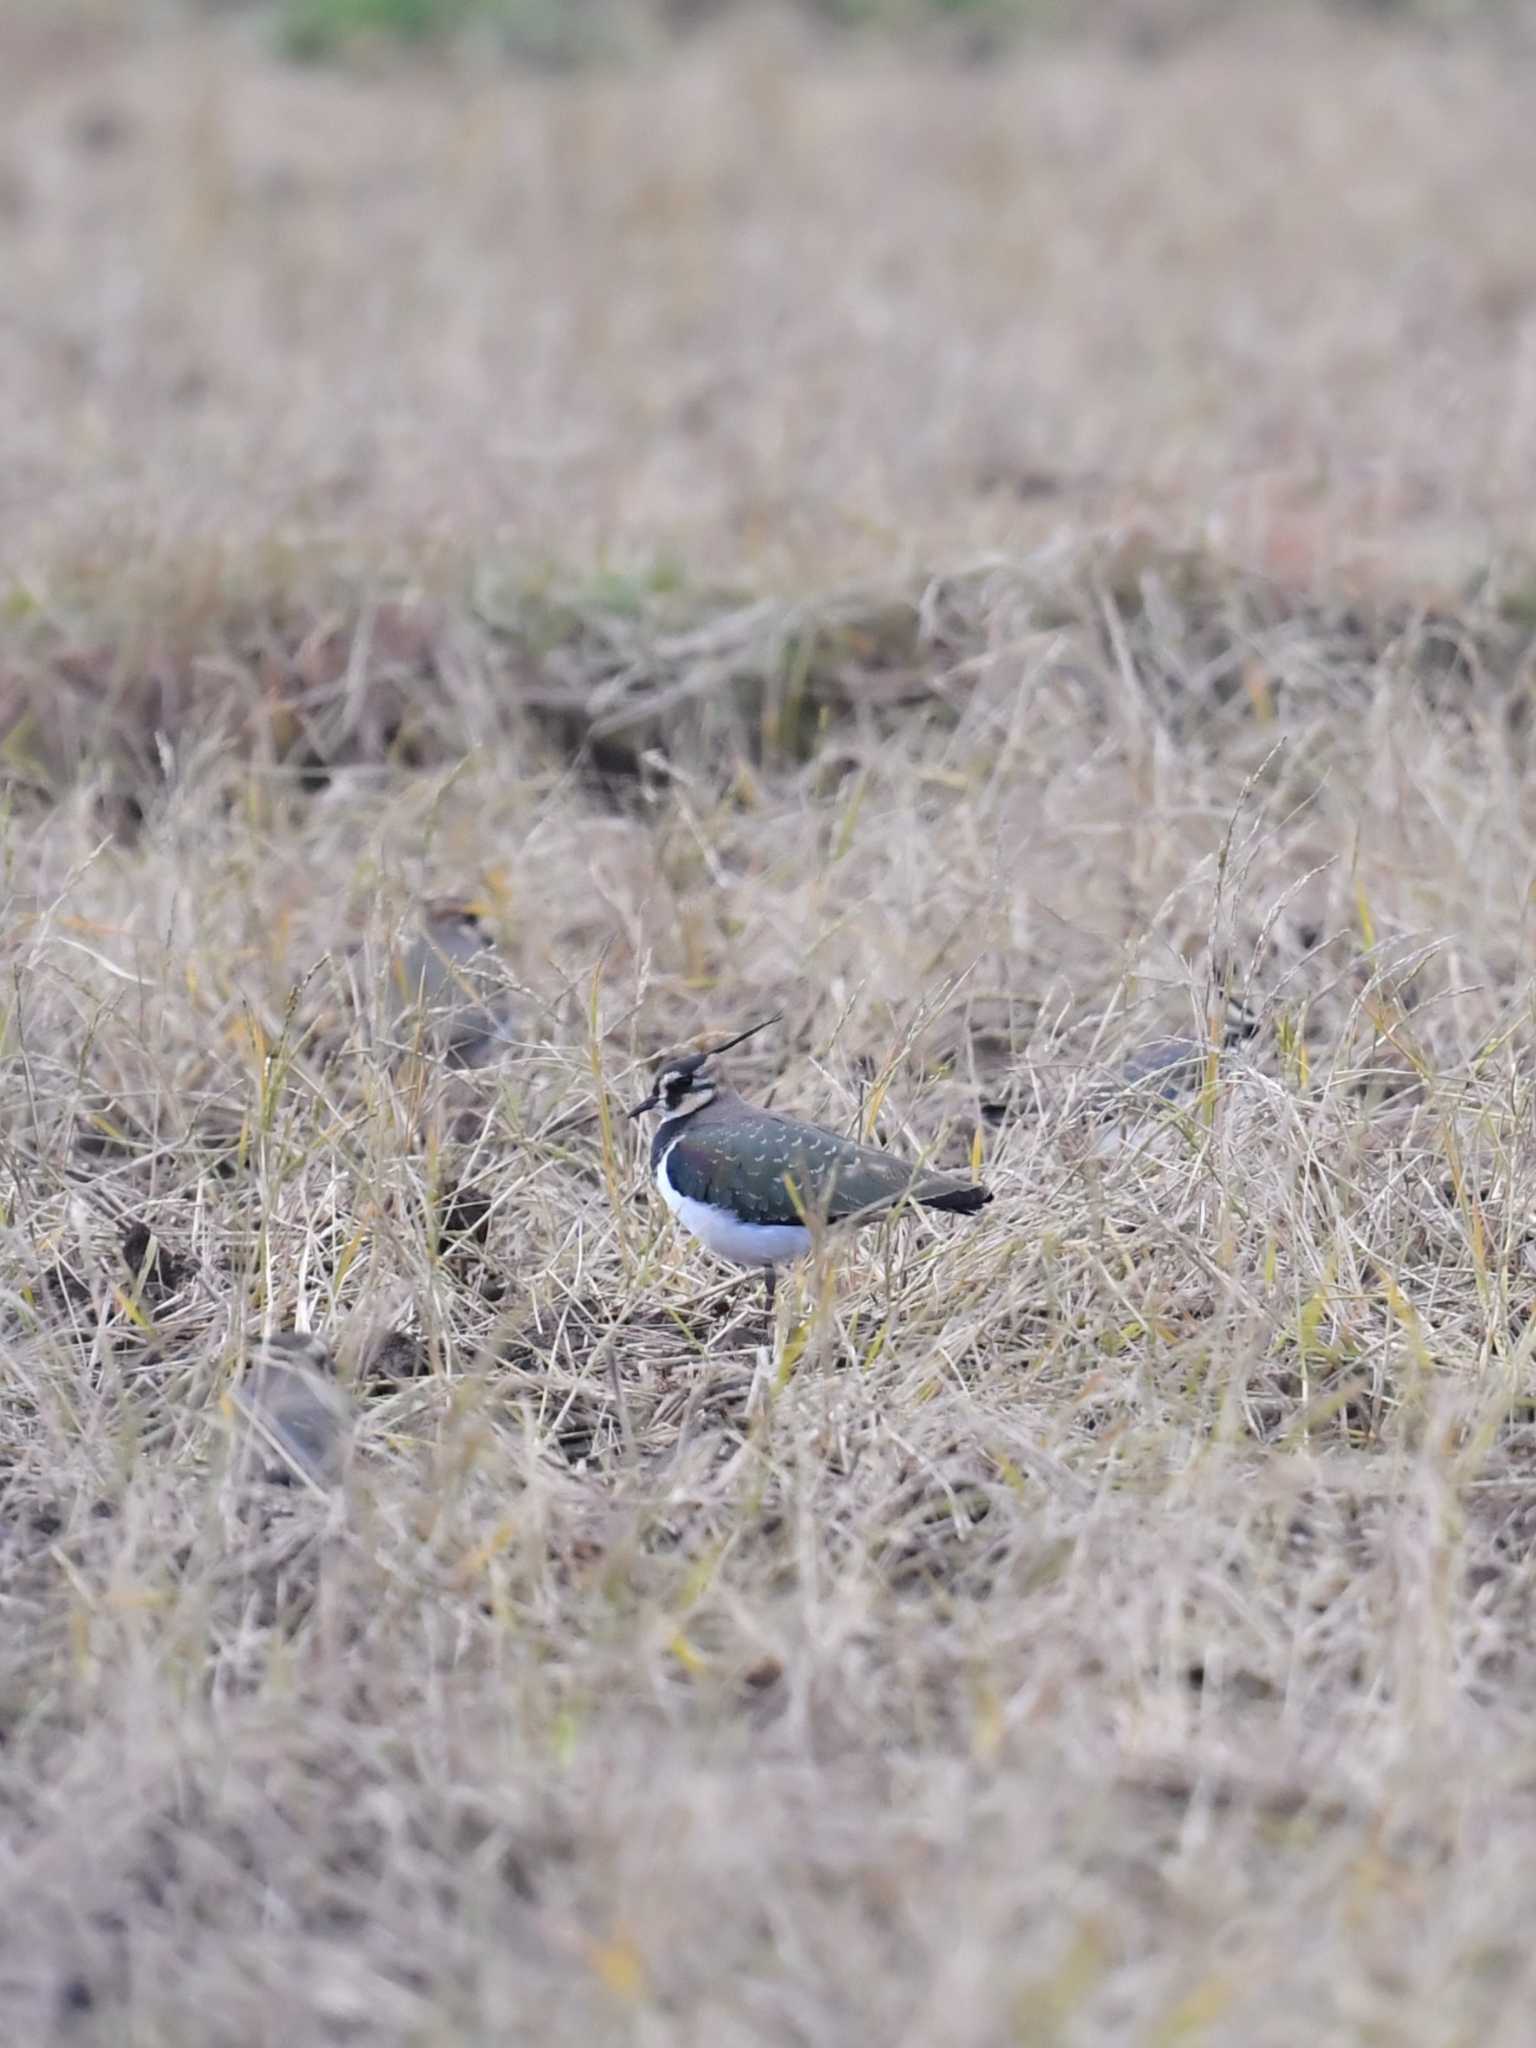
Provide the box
[1115,986,1259,1101]
[230,1332,353,1488]
[1086,981,1260,1152]
[390,898,521,1068]
[628,1018,993,1308]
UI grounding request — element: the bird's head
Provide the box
[421,897,493,952]
[627,1015,780,1122]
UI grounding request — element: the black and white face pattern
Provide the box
[629,1016,781,1126]
[654,1061,717,1120]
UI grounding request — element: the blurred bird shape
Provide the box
[390,898,522,1068]
[231,1331,353,1488]
[1084,984,1260,1155]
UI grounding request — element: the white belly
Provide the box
[657,1143,812,1269]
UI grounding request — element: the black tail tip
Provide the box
[925,1183,993,1216]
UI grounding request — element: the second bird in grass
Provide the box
[628,1018,993,1307]
[230,1332,352,1488]
[389,898,522,1068]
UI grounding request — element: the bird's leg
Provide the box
[763,1264,777,1316]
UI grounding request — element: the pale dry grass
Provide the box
[7,5,1536,593]
[7,6,1536,2046]
[6,550,1536,2042]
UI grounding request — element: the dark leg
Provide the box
[763,1265,777,1314]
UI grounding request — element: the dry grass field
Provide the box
[8,5,1536,2044]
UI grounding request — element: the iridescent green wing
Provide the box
[664,1110,940,1225]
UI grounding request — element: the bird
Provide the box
[229,1332,353,1488]
[1114,987,1259,1102]
[627,1018,993,1308]
[389,898,520,1068]
[1083,983,1260,1153]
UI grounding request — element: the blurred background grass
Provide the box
[261,0,1536,64]
[8,0,1536,609]
[28,0,1536,66]
[261,0,1477,63]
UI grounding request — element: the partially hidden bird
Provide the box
[230,1332,353,1488]
[1114,986,1259,1101]
[390,898,520,1068]
[628,1018,993,1307]
[1084,981,1259,1155]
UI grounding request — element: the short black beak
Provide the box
[627,1090,659,1118]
